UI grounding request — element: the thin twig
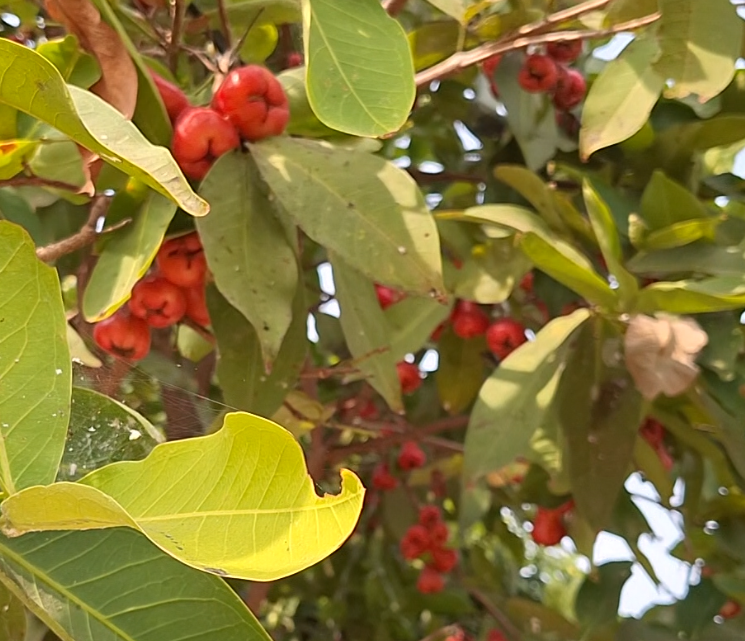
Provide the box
[414,13,661,87]
[467,587,523,641]
[216,0,233,49]
[516,0,615,36]
[407,168,487,185]
[36,194,115,263]
[0,175,84,192]
[168,0,186,73]
[383,0,409,16]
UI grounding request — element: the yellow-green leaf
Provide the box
[1,412,365,582]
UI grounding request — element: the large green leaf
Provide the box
[435,327,486,415]
[251,136,444,296]
[208,284,307,418]
[0,221,70,493]
[331,254,403,412]
[557,319,644,531]
[1,412,365,581]
[0,40,207,216]
[462,309,590,487]
[636,277,745,313]
[303,0,415,136]
[198,152,298,367]
[640,170,710,231]
[654,0,741,102]
[386,295,451,361]
[627,242,745,277]
[58,387,163,482]
[82,189,176,322]
[0,528,271,641]
[0,582,24,641]
[575,561,633,631]
[580,36,664,159]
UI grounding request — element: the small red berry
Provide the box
[183,284,210,327]
[400,525,430,560]
[172,107,241,180]
[157,232,207,288]
[552,68,587,110]
[375,284,404,310]
[719,600,742,619]
[93,311,151,361]
[486,318,527,360]
[372,463,398,491]
[286,52,304,68]
[518,54,559,93]
[128,275,187,328]
[416,566,445,594]
[482,54,502,97]
[428,521,449,547]
[211,65,290,141]
[430,321,447,342]
[487,630,508,641]
[640,418,665,448]
[149,69,190,124]
[397,361,421,394]
[398,440,426,470]
[546,40,583,63]
[532,507,568,546]
[520,271,534,293]
[418,505,442,529]
[430,547,458,573]
[450,300,490,339]
[357,398,379,420]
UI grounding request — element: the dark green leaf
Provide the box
[435,327,486,415]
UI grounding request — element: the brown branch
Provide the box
[383,0,409,16]
[516,0,615,36]
[168,0,186,73]
[0,175,84,192]
[407,168,487,185]
[216,0,233,50]
[467,587,523,641]
[36,194,115,263]
[414,13,661,87]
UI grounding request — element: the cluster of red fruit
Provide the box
[150,64,289,181]
[400,506,459,594]
[93,232,209,361]
[371,440,427,491]
[482,40,587,113]
[531,500,574,547]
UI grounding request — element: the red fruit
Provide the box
[128,275,187,328]
[416,566,445,594]
[640,418,665,448]
[418,505,442,529]
[157,232,208,288]
[397,361,421,394]
[400,524,430,560]
[430,321,447,342]
[172,107,240,180]
[487,630,508,641]
[398,440,426,471]
[451,300,490,339]
[358,398,379,420]
[149,69,190,124]
[518,54,559,93]
[93,311,151,361]
[430,547,458,573]
[183,284,210,327]
[429,521,449,547]
[552,68,587,110]
[375,284,404,310]
[532,507,567,546]
[486,318,527,360]
[211,65,290,141]
[482,54,502,97]
[286,52,304,68]
[719,600,742,619]
[372,463,398,491]
[520,271,534,293]
[546,40,583,63]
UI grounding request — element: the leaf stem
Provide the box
[216,0,233,50]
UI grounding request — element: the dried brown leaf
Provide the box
[46,0,138,118]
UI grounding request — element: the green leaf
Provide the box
[198,152,298,367]
[303,0,415,136]
[36,35,100,88]
[435,327,486,415]
[575,561,633,630]
[278,67,337,137]
[557,318,644,531]
[640,170,710,230]
[331,254,403,412]
[674,578,727,635]
[0,221,70,493]
[0,582,24,641]
[82,190,176,322]
[462,309,590,487]
[251,137,444,296]
[0,140,37,180]
[0,40,207,216]
[698,313,743,381]
[58,387,163,482]
[627,242,745,277]
[494,53,559,171]
[408,22,461,72]
[519,233,618,308]
[580,36,664,160]
[386,296,452,361]
[654,0,742,102]
[0,528,271,641]
[208,284,307,418]
[637,277,745,313]
[582,179,638,305]
[634,217,721,250]
[424,0,466,22]
[1,412,365,582]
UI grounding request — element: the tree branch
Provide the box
[0,175,84,192]
[216,0,233,50]
[414,13,661,87]
[467,587,523,641]
[168,0,186,73]
[36,194,118,263]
